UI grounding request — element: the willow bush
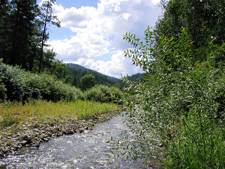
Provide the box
[120,26,225,168]
[84,84,124,103]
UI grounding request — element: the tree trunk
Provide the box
[38,5,49,73]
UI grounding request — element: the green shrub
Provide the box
[0,60,7,101]
[0,63,26,102]
[120,26,225,168]
[0,61,83,103]
[80,74,95,91]
[84,85,124,103]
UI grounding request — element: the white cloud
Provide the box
[48,0,162,77]
[49,32,109,61]
[74,50,143,78]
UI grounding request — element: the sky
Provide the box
[37,0,163,78]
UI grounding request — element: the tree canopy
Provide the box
[0,0,60,73]
[155,0,225,63]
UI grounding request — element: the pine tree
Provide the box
[38,0,60,73]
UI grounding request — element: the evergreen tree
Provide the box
[9,0,38,69]
[38,0,60,73]
[0,0,11,63]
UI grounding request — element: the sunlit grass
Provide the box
[0,100,119,130]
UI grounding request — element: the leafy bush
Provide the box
[0,60,7,101]
[120,26,225,168]
[84,85,124,103]
[80,74,95,91]
[0,60,83,103]
[0,61,26,102]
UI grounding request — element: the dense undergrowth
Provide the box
[0,59,124,104]
[0,59,123,132]
[120,27,225,168]
[0,59,83,102]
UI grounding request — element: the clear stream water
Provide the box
[0,115,156,169]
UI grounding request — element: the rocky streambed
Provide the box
[0,111,119,157]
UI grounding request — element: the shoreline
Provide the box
[0,110,120,157]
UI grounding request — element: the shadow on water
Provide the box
[0,115,159,169]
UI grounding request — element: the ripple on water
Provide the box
[0,115,155,169]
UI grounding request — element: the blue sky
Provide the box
[37,0,99,8]
[38,0,162,78]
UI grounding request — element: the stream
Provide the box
[0,115,155,169]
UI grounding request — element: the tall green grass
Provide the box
[0,100,118,130]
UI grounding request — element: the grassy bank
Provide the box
[0,100,118,131]
[0,100,119,156]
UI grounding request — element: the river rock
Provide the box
[40,133,47,139]
[2,147,9,153]
[33,123,39,128]
[20,140,28,146]
[65,129,74,135]
[56,132,63,137]
[31,141,40,148]
[22,135,32,144]
[79,128,84,133]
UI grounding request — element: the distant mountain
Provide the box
[66,63,122,87]
[128,73,145,81]
[66,63,87,71]
[66,63,144,89]
[66,63,122,82]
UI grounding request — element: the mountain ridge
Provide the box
[66,63,121,82]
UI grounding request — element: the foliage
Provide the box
[0,0,60,73]
[44,59,68,81]
[120,26,225,168]
[156,0,225,63]
[38,0,60,73]
[0,60,83,103]
[80,74,95,91]
[84,85,124,103]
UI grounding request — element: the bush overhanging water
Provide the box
[120,27,225,168]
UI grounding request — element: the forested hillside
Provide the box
[66,63,122,88]
[126,73,145,81]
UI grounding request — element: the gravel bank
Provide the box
[0,110,119,157]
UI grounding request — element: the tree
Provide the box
[0,0,39,69]
[80,74,95,91]
[0,0,11,63]
[72,75,77,87]
[38,0,60,73]
[45,59,68,80]
[11,0,38,69]
[155,0,225,63]
[0,0,61,74]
